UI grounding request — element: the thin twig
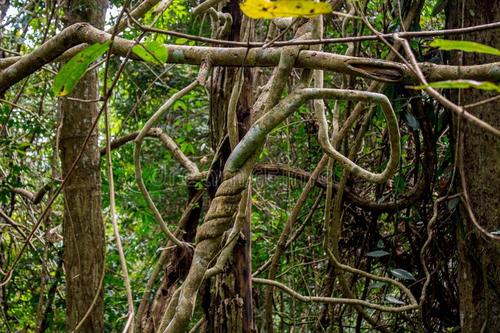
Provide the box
[128,19,500,48]
[394,35,500,137]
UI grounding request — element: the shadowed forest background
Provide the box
[0,0,499,332]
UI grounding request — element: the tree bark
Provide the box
[204,1,255,331]
[59,0,107,331]
[141,184,202,333]
[446,1,500,332]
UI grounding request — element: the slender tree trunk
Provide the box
[446,1,500,332]
[59,0,107,331]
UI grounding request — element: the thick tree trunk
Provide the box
[446,1,500,332]
[204,1,255,331]
[59,0,107,331]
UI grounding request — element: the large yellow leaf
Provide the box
[240,0,332,19]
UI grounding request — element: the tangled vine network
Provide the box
[0,0,499,332]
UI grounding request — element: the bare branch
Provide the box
[1,24,499,93]
[10,183,52,204]
[253,277,418,313]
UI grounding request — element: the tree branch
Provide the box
[1,23,499,93]
[253,277,417,313]
[100,127,199,175]
[10,183,52,204]
[253,163,425,212]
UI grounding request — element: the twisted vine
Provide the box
[134,63,210,249]
[161,86,401,331]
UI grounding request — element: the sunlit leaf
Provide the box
[390,268,416,281]
[430,39,500,56]
[132,40,168,65]
[409,80,500,93]
[366,250,390,258]
[175,38,189,45]
[53,41,111,96]
[240,0,331,19]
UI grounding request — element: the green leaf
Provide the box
[53,41,111,96]
[366,250,390,258]
[402,112,420,130]
[390,268,416,281]
[385,295,405,305]
[132,40,168,65]
[394,175,406,194]
[369,282,386,289]
[409,80,500,93]
[430,39,500,56]
[175,38,188,45]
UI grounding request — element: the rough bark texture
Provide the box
[446,1,500,332]
[205,1,255,331]
[59,0,107,331]
[142,185,202,333]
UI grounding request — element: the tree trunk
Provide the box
[446,1,500,332]
[59,0,107,331]
[204,1,255,331]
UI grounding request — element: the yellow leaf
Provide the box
[240,0,332,19]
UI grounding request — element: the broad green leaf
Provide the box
[409,80,500,93]
[53,41,111,96]
[132,40,168,65]
[240,0,331,19]
[390,268,416,281]
[175,38,188,45]
[430,39,500,56]
[366,250,390,258]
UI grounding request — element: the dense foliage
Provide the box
[0,0,498,332]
